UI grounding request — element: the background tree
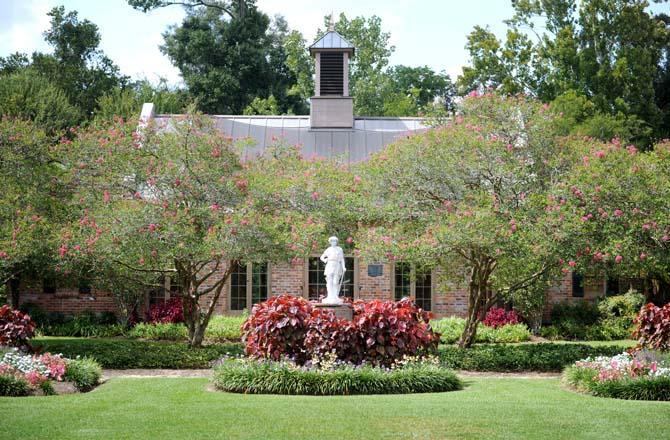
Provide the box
[0,6,128,122]
[357,94,575,347]
[136,1,304,115]
[459,0,670,145]
[95,78,190,122]
[0,69,80,135]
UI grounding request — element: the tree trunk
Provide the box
[178,258,234,348]
[458,257,495,349]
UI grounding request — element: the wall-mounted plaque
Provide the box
[367,264,383,278]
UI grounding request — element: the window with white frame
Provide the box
[393,263,432,311]
[230,262,269,311]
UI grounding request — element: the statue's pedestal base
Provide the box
[314,303,353,321]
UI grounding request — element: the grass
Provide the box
[1,377,667,439]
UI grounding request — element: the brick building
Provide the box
[15,28,612,320]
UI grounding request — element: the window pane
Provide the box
[572,272,584,298]
[415,270,432,311]
[251,263,268,305]
[341,257,355,300]
[394,262,411,301]
[230,262,247,311]
[308,258,327,301]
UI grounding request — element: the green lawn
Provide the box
[2,378,667,439]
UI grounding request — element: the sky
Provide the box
[1,0,668,86]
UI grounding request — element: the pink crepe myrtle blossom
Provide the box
[614,209,623,217]
[594,150,606,158]
[640,253,647,261]
[615,255,623,264]
[311,191,320,201]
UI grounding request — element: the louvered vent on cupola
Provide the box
[308,23,355,128]
[319,52,344,95]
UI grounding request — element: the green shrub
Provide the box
[42,322,127,338]
[65,357,103,391]
[0,374,30,396]
[551,301,600,326]
[212,358,462,395]
[205,315,245,342]
[33,338,244,369]
[128,315,244,342]
[597,291,645,340]
[128,323,187,341]
[431,317,531,344]
[39,380,56,396]
[543,293,645,341]
[437,343,623,372]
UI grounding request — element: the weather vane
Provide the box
[328,12,335,31]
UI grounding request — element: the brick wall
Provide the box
[17,278,118,315]
[16,261,607,321]
[357,260,392,301]
[271,259,305,297]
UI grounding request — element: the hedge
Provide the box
[213,358,462,395]
[32,338,244,369]
[32,338,624,371]
[437,343,624,372]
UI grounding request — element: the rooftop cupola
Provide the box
[309,19,355,129]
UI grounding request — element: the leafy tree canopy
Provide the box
[459,0,670,146]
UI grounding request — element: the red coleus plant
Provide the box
[634,303,670,352]
[242,295,314,363]
[0,305,36,350]
[348,298,440,366]
[482,307,520,328]
[244,295,440,367]
[147,297,184,324]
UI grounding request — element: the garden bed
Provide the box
[0,349,102,397]
[563,352,670,401]
[212,356,462,395]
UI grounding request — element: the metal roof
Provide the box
[309,31,355,55]
[152,114,427,162]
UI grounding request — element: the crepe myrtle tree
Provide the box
[357,93,575,347]
[553,138,670,296]
[0,118,68,307]
[60,112,322,346]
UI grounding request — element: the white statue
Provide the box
[320,236,346,304]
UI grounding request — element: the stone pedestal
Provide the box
[314,303,353,321]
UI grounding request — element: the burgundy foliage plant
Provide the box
[634,303,670,352]
[244,295,440,367]
[242,295,314,363]
[0,305,36,349]
[147,297,184,324]
[482,307,520,328]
